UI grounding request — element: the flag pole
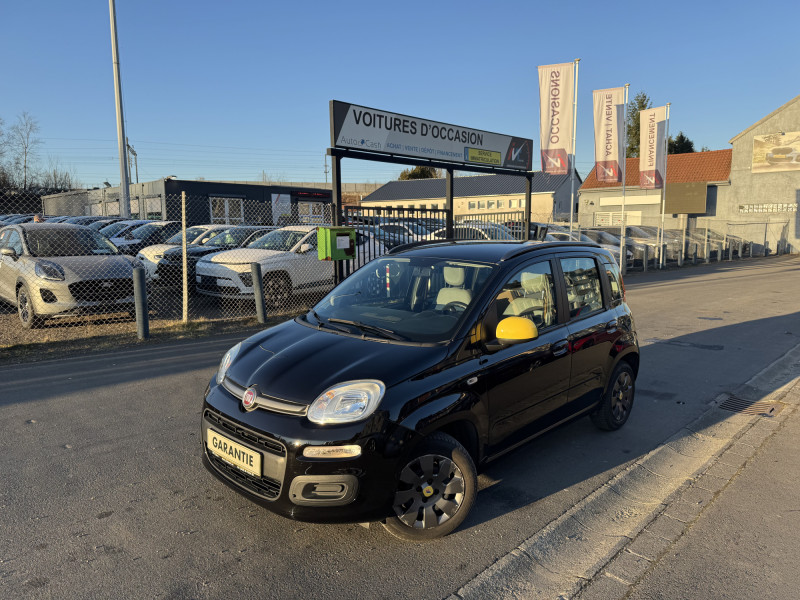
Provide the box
[659,102,671,267]
[569,58,580,233]
[620,84,630,270]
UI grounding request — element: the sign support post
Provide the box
[658,103,671,267]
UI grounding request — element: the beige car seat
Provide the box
[435,267,472,310]
[503,271,552,326]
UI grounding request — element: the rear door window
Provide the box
[559,257,603,319]
[604,261,623,305]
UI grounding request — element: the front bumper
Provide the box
[195,263,254,299]
[29,278,135,317]
[201,379,418,523]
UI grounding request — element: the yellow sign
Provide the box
[206,429,262,477]
[466,147,502,166]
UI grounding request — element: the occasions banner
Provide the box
[639,106,667,189]
[538,63,574,175]
[592,87,626,183]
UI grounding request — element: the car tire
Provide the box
[591,361,635,431]
[263,273,292,308]
[17,284,44,329]
[382,432,477,541]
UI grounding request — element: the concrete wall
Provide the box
[722,98,800,253]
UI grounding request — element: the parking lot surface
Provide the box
[1,256,798,599]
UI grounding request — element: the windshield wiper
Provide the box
[327,318,406,341]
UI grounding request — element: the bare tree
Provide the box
[38,156,81,190]
[9,111,42,189]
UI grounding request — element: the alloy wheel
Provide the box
[392,453,465,529]
[611,371,633,422]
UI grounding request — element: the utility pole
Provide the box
[109,0,131,217]
[324,155,330,184]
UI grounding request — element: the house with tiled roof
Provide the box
[577,149,732,228]
[361,172,579,222]
[579,94,799,253]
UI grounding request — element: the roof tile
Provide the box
[581,149,731,190]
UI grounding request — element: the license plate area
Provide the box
[206,428,262,477]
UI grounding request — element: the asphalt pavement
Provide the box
[1,255,799,599]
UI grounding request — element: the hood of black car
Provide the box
[226,319,447,405]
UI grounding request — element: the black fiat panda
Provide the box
[202,240,639,540]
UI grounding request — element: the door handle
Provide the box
[605,320,618,332]
[552,340,569,357]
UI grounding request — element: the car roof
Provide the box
[14,223,93,231]
[388,240,607,263]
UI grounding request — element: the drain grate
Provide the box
[718,395,785,417]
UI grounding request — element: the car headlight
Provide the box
[34,261,65,281]
[308,380,385,425]
[216,342,242,384]
[154,254,163,260]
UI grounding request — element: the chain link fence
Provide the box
[0,187,796,352]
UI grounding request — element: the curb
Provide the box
[447,343,800,600]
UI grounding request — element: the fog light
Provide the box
[40,289,57,303]
[302,445,361,459]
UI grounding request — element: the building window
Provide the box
[468,201,476,210]
[498,199,505,209]
[478,200,486,210]
[488,200,496,210]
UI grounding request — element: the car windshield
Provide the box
[166,226,208,245]
[247,229,307,251]
[311,256,496,343]
[386,223,427,235]
[127,223,166,239]
[100,222,132,237]
[589,231,621,244]
[207,228,268,247]
[25,228,120,257]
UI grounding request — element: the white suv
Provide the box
[195,226,334,304]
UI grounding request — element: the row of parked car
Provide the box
[0,212,402,328]
[0,211,748,329]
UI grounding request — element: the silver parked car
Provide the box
[0,223,141,328]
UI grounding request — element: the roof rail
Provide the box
[499,241,600,261]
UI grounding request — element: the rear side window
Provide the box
[560,257,603,319]
[604,261,624,305]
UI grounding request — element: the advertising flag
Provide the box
[639,106,667,189]
[592,87,626,183]
[538,63,574,175]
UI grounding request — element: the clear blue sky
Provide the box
[2,0,796,188]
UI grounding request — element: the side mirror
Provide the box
[484,316,538,351]
[298,243,312,254]
[0,247,17,260]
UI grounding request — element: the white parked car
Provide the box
[195,226,387,304]
[136,224,228,280]
[195,226,334,304]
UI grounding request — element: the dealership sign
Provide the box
[538,63,575,175]
[639,106,668,189]
[330,101,532,171]
[592,87,625,183]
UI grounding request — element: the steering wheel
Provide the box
[442,301,468,315]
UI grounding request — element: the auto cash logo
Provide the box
[242,386,258,411]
